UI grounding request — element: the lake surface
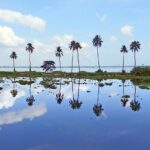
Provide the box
[0,77,149,150]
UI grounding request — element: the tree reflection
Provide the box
[93,82,104,117]
[130,86,141,112]
[120,80,130,107]
[26,77,35,106]
[55,78,64,104]
[69,79,82,109]
[10,78,18,97]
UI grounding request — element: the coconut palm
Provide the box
[93,83,104,117]
[130,86,141,112]
[69,79,82,109]
[130,41,141,68]
[56,46,63,71]
[10,51,17,72]
[56,78,64,104]
[120,45,128,73]
[10,78,18,97]
[41,61,56,72]
[75,42,82,72]
[26,43,34,72]
[69,41,76,73]
[92,35,103,71]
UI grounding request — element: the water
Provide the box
[0,66,133,72]
[0,77,149,150]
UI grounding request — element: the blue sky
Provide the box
[0,0,149,67]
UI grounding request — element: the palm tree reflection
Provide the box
[121,80,130,107]
[55,78,64,104]
[69,79,82,109]
[130,86,141,112]
[26,77,35,106]
[10,78,18,97]
[93,83,104,117]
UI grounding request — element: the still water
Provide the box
[0,77,149,150]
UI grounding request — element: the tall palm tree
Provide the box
[69,41,76,73]
[92,35,103,71]
[10,51,17,72]
[56,46,63,72]
[26,43,34,72]
[130,41,141,68]
[75,42,82,72]
[120,45,128,73]
[10,78,18,97]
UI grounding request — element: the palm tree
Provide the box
[56,46,63,72]
[92,35,103,71]
[120,45,128,73]
[26,43,34,72]
[10,51,17,72]
[93,83,104,117]
[41,61,56,72]
[75,42,82,72]
[10,78,18,97]
[69,41,76,73]
[130,41,141,68]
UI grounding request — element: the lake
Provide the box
[0,77,149,150]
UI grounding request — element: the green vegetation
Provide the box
[18,80,35,85]
[131,67,150,76]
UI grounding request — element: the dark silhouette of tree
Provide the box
[120,80,130,107]
[93,83,104,117]
[26,43,34,72]
[26,77,35,106]
[56,78,64,104]
[120,45,128,73]
[41,61,56,72]
[130,86,141,112]
[56,46,63,71]
[10,51,17,72]
[92,35,103,71]
[69,41,76,73]
[10,78,18,97]
[69,79,82,109]
[130,41,141,68]
[75,42,82,72]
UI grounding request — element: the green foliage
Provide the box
[131,67,150,76]
[18,80,34,85]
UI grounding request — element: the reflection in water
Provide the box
[93,82,104,117]
[0,104,47,126]
[10,78,18,98]
[121,80,130,107]
[55,78,64,104]
[69,79,82,109]
[130,86,141,112]
[26,77,35,106]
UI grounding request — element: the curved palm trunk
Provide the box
[134,51,136,68]
[77,50,80,72]
[29,52,31,72]
[13,58,15,72]
[122,53,125,72]
[71,51,74,73]
[97,46,100,70]
[59,57,61,72]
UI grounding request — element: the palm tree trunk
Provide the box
[29,52,31,72]
[71,51,74,73]
[134,85,136,101]
[71,79,74,100]
[97,85,100,105]
[123,81,124,96]
[13,58,15,72]
[97,46,100,70]
[134,51,136,68]
[59,57,61,72]
[122,53,124,72]
[77,79,80,100]
[77,50,80,72]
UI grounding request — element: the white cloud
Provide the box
[0,104,47,126]
[0,88,25,109]
[121,25,134,36]
[81,42,89,49]
[0,9,46,32]
[96,13,107,22]
[109,36,118,42]
[0,26,25,47]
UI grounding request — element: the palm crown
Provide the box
[69,41,76,51]
[56,46,63,57]
[10,51,17,59]
[130,41,140,52]
[26,43,34,53]
[92,35,103,47]
[121,45,128,53]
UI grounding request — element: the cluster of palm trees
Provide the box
[9,36,141,73]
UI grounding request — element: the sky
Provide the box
[0,0,149,67]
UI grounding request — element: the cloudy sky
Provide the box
[0,0,149,67]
